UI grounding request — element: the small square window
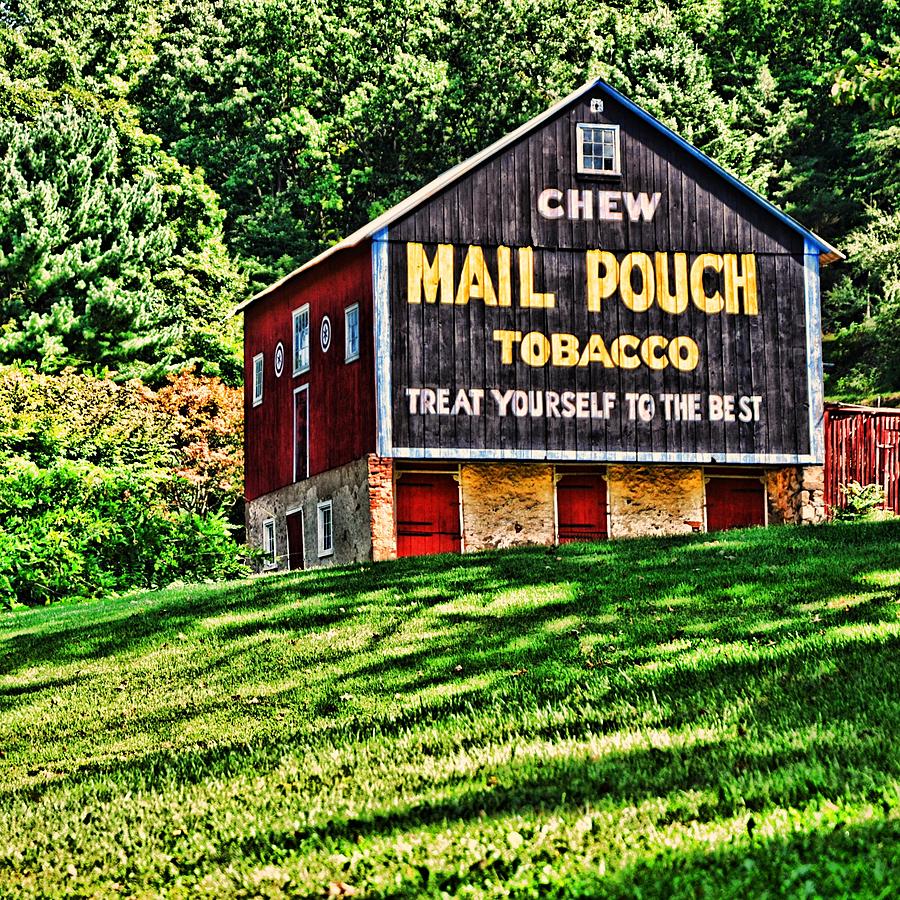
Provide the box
[252,353,264,406]
[293,305,310,375]
[345,304,360,362]
[262,517,276,567]
[576,123,620,176]
[317,500,333,558]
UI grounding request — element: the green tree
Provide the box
[0,101,177,378]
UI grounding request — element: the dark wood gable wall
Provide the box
[383,88,815,464]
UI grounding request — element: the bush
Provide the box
[0,365,248,606]
[834,480,890,521]
[0,458,248,608]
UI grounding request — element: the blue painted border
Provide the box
[389,447,817,466]
[371,227,392,457]
[803,238,825,464]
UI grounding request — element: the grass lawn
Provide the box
[2,521,900,898]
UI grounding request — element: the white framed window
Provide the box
[293,384,309,483]
[344,304,360,362]
[262,517,277,567]
[576,123,620,175]
[317,500,334,558]
[293,304,310,375]
[252,352,264,406]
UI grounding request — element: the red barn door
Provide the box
[556,473,608,543]
[286,510,304,570]
[396,473,461,557]
[706,477,765,531]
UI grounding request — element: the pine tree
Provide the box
[0,101,177,378]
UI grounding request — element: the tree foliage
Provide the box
[2,0,899,395]
[0,102,175,377]
[0,366,246,604]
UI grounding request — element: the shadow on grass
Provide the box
[372,815,900,898]
[2,522,898,783]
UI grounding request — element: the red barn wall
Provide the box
[244,243,376,501]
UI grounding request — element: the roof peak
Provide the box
[236,76,841,313]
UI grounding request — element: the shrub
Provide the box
[834,480,889,521]
[0,458,248,607]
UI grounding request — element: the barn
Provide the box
[236,78,843,570]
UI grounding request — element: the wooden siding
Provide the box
[382,86,817,463]
[825,406,900,515]
[244,245,376,501]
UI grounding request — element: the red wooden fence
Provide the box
[824,404,900,516]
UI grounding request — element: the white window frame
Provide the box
[252,352,264,407]
[317,500,334,558]
[576,123,621,176]
[344,303,360,363]
[293,384,309,483]
[292,304,310,376]
[262,517,277,568]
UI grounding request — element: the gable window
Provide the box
[317,500,334,558]
[576,123,620,175]
[345,303,360,362]
[262,517,277,567]
[252,352,264,406]
[293,305,310,375]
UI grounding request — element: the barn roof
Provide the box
[235,77,843,314]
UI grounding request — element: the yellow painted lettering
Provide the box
[518,247,555,308]
[610,334,640,369]
[455,245,497,306]
[496,246,512,307]
[655,252,689,314]
[407,242,454,304]
[492,329,523,364]
[690,253,724,314]
[723,253,758,314]
[619,252,655,312]
[521,331,551,366]
[586,250,619,312]
[668,336,700,371]
[640,335,669,369]
[551,333,580,366]
[577,334,616,367]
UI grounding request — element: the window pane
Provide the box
[319,504,333,554]
[264,521,275,563]
[294,308,310,372]
[346,306,359,359]
[253,355,263,402]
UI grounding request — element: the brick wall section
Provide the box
[367,454,396,561]
[459,463,555,551]
[765,465,826,525]
[607,465,705,538]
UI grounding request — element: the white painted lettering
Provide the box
[537,188,565,219]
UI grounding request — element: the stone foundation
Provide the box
[246,459,828,568]
[765,465,826,525]
[459,463,555,551]
[608,465,705,538]
[245,456,372,571]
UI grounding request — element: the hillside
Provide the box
[2,521,899,897]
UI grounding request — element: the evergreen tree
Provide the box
[0,101,177,378]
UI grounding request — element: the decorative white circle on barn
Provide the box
[273,341,285,377]
[320,315,332,353]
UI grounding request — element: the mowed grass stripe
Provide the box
[1,521,899,897]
